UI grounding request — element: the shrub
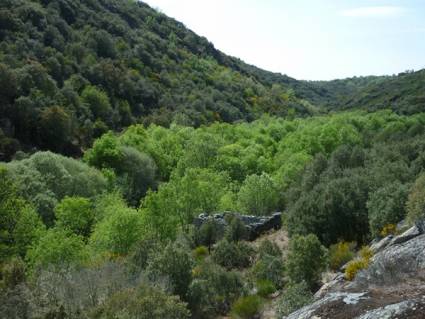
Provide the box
[237,173,279,216]
[0,257,26,290]
[252,254,285,288]
[380,224,397,237]
[286,234,328,289]
[367,182,408,237]
[188,262,244,317]
[344,246,373,281]
[193,246,209,261]
[90,284,190,319]
[225,217,248,242]
[406,173,425,224]
[196,219,220,251]
[147,241,194,299]
[276,281,313,317]
[256,279,276,297]
[328,241,355,271]
[231,295,263,319]
[55,196,94,237]
[258,239,282,259]
[212,240,255,270]
[345,259,368,281]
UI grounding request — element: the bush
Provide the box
[90,284,190,319]
[188,262,244,317]
[252,254,285,288]
[147,241,194,299]
[231,295,263,319]
[258,239,282,259]
[276,281,313,317]
[345,259,368,281]
[195,219,220,251]
[380,224,397,237]
[344,246,373,281]
[55,196,94,237]
[237,173,279,216]
[0,257,26,290]
[328,241,355,271]
[193,246,208,261]
[286,234,328,289]
[367,182,409,237]
[406,173,425,224]
[256,279,276,297]
[212,240,255,270]
[225,217,248,242]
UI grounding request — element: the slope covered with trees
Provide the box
[2,110,425,318]
[0,0,321,161]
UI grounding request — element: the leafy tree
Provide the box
[212,240,254,270]
[147,241,194,299]
[0,167,45,260]
[89,203,144,256]
[237,173,279,216]
[55,196,94,237]
[225,217,248,242]
[406,173,425,224]
[39,106,72,152]
[91,285,190,319]
[286,234,328,290]
[367,182,409,237]
[27,228,87,269]
[81,86,113,122]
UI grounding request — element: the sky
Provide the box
[143,0,425,80]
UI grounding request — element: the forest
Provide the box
[2,0,425,318]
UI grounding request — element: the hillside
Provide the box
[0,0,320,160]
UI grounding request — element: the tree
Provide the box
[367,182,409,237]
[27,228,87,269]
[55,197,94,237]
[286,234,328,290]
[406,173,425,224]
[237,173,279,216]
[0,167,45,260]
[81,85,113,122]
[147,241,194,299]
[39,106,72,152]
[89,203,144,256]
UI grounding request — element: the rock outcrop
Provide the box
[283,220,425,319]
[193,212,282,241]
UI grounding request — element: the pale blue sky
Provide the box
[143,0,425,80]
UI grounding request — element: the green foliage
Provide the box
[195,219,220,251]
[367,182,409,237]
[89,201,144,256]
[258,240,282,259]
[276,281,313,317]
[55,196,94,237]
[406,173,425,224]
[252,254,285,288]
[256,279,276,297]
[0,167,45,260]
[237,173,279,216]
[0,257,26,290]
[90,284,190,319]
[188,262,244,317]
[147,241,194,299]
[328,241,356,271]
[6,151,107,226]
[286,234,328,290]
[27,228,87,269]
[141,168,229,239]
[230,295,263,319]
[212,240,255,270]
[193,246,209,261]
[344,246,372,281]
[225,217,248,242]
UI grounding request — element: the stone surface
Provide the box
[389,225,421,246]
[354,300,416,319]
[193,211,282,241]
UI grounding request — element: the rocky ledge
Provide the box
[284,220,425,319]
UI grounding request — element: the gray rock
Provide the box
[370,235,393,254]
[389,225,421,246]
[354,300,416,319]
[314,273,345,299]
[193,211,282,241]
[283,292,368,319]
